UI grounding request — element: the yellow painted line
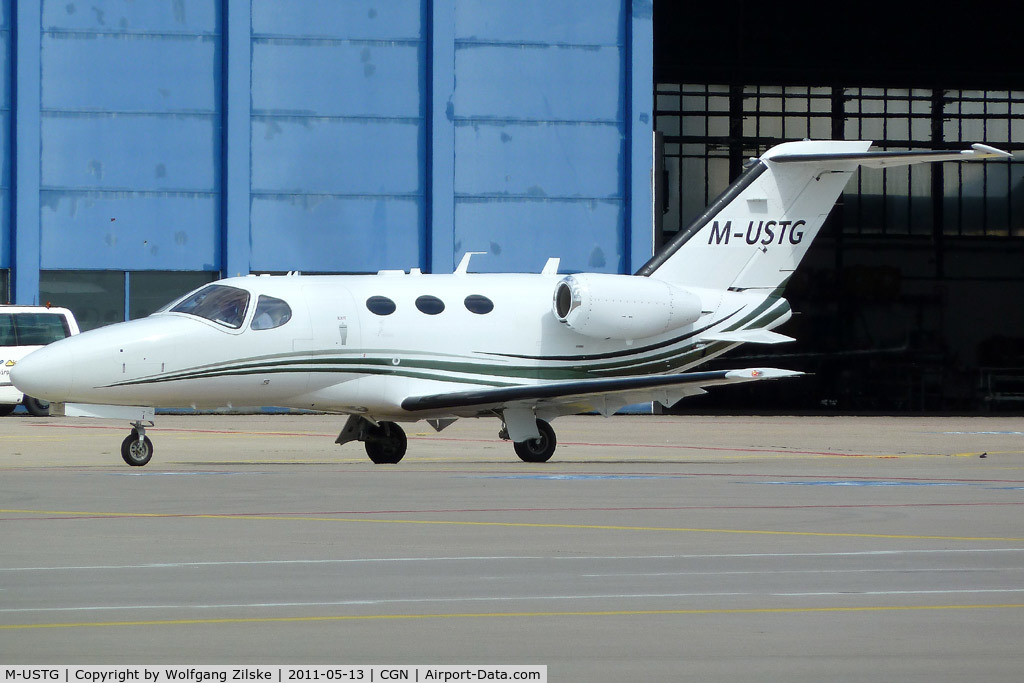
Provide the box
[2,509,1023,542]
[3,603,1024,631]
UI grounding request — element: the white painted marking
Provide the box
[6,588,1024,615]
[3,549,1023,572]
[777,589,1024,597]
[0,593,752,614]
[581,567,1018,578]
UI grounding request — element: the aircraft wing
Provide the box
[400,367,801,416]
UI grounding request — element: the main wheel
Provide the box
[24,396,50,417]
[0,404,15,417]
[121,429,154,467]
[513,419,556,463]
[364,421,407,464]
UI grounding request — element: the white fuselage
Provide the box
[13,271,789,421]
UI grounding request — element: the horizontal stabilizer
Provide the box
[700,329,795,344]
[401,367,802,414]
[767,142,1012,168]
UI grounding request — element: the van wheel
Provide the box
[24,397,50,417]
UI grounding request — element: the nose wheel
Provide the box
[121,423,154,466]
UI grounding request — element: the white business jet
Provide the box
[12,140,1011,466]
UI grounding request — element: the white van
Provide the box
[0,306,81,416]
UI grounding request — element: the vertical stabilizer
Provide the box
[637,140,1011,292]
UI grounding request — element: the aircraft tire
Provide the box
[24,396,50,417]
[0,404,15,417]
[364,421,407,464]
[513,419,556,463]
[121,429,154,467]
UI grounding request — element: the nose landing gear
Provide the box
[121,420,154,466]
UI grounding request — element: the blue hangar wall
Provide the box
[1,0,654,311]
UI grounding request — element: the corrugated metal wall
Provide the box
[249,0,425,273]
[5,0,653,305]
[38,2,222,271]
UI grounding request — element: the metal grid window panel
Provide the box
[943,90,1024,236]
[655,83,1024,240]
[843,88,935,236]
[655,83,732,234]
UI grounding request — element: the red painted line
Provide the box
[29,422,1005,460]
[30,423,885,455]
[5,500,1024,524]
[30,423,329,438]
[217,502,1024,515]
[395,434,889,458]
[364,468,1024,485]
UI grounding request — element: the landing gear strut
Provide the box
[121,420,154,466]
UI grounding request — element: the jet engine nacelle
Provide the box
[551,273,703,340]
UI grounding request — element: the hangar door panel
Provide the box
[38,5,221,271]
[249,0,425,274]
[451,0,629,275]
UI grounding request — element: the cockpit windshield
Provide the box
[170,284,250,329]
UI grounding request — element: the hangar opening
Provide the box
[653,3,1024,412]
[2,1,1021,412]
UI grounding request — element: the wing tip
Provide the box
[725,368,804,381]
[969,143,1013,159]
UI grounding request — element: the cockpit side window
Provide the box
[170,284,250,329]
[250,295,293,330]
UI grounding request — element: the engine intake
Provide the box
[552,274,703,340]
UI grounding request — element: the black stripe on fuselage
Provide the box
[401,369,735,412]
[481,309,744,363]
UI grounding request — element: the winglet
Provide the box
[970,143,1013,160]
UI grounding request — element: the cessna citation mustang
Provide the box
[12,140,1011,466]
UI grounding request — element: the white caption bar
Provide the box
[2,667,547,683]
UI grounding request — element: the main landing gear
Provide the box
[120,420,154,466]
[363,421,408,464]
[501,418,557,463]
[336,415,408,464]
[497,417,557,464]
[513,419,556,463]
[337,414,558,464]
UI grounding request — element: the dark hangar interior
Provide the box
[653,2,1024,412]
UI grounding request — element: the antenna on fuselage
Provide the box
[454,251,486,275]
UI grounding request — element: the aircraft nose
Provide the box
[10,343,74,401]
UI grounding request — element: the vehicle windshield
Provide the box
[170,285,250,329]
[0,313,71,346]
